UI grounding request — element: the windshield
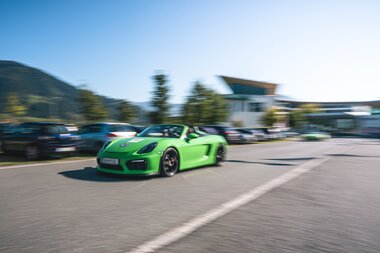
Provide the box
[139,125,184,138]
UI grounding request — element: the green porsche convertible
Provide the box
[96,124,227,177]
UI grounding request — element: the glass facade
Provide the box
[248,102,263,112]
[229,83,267,95]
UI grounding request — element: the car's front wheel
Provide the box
[160,148,179,177]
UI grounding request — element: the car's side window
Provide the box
[80,125,102,134]
[19,124,40,134]
[110,125,135,132]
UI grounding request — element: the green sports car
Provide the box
[96,124,228,177]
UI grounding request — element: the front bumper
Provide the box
[96,151,162,175]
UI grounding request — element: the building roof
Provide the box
[219,76,278,95]
[276,98,380,108]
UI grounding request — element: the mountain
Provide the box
[0,61,82,119]
[0,60,146,122]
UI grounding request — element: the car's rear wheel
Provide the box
[160,148,179,177]
[215,145,225,165]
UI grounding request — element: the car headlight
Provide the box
[138,142,158,154]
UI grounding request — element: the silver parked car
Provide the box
[240,128,267,141]
[233,128,258,143]
[78,123,145,152]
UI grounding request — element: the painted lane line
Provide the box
[0,158,95,170]
[128,156,331,253]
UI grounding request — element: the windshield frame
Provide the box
[138,124,186,139]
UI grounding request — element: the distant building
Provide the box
[220,75,380,129]
[220,76,278,127]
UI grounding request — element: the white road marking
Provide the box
[128,156,331,253]
[0,158,95,170]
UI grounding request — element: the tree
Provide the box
[289,109,305,129]
[182,82,229,125]
[5,93,27,117]
[210,91,229,123]
[300,103,323,125]
[261,107,279,127]
[117,100,135,122]
[287,104,323,128]
[78,89,109,121]
[150,73,170,124]
[300,103,322,115]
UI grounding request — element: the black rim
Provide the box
[163,150,178,174]
[216,146,225,162]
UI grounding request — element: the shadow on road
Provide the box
[0,152,92,162]
[226,160,293,166]
[266,157,315,161]
[59,167,153,182]
[328,154,380,158]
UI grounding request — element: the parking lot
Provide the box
[1,138,379,252]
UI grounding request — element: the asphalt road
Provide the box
[0,138,379,252]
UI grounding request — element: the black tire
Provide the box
[160,148,179,177]
[215,145,225,165]
[25,145,40,160]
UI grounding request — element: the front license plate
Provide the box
[56,147,76,152]
[102,158,119,165]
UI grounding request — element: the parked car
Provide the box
[0,123,11,141]
[254,128,284,140]
[300,131,331,141]
[237,128,267,141]
[282,130,300,138]
[199,125,247,144]
[232,128,258,143]
[65,124,79,134]
[78,123,145,152]
[1,122,79,159]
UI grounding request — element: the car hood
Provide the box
[105,137,163,153]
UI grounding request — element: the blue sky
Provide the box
[1,0,379,103]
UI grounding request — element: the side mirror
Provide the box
[187,133,199,140]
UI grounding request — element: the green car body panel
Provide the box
[96,124,227,176]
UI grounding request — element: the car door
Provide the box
[7,124,38,151]
[79,124,104,150]
[181,129,210,167]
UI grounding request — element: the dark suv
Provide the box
[2,122,79,160]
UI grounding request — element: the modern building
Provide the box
[220,75,380,130]
[220,76,278,127]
